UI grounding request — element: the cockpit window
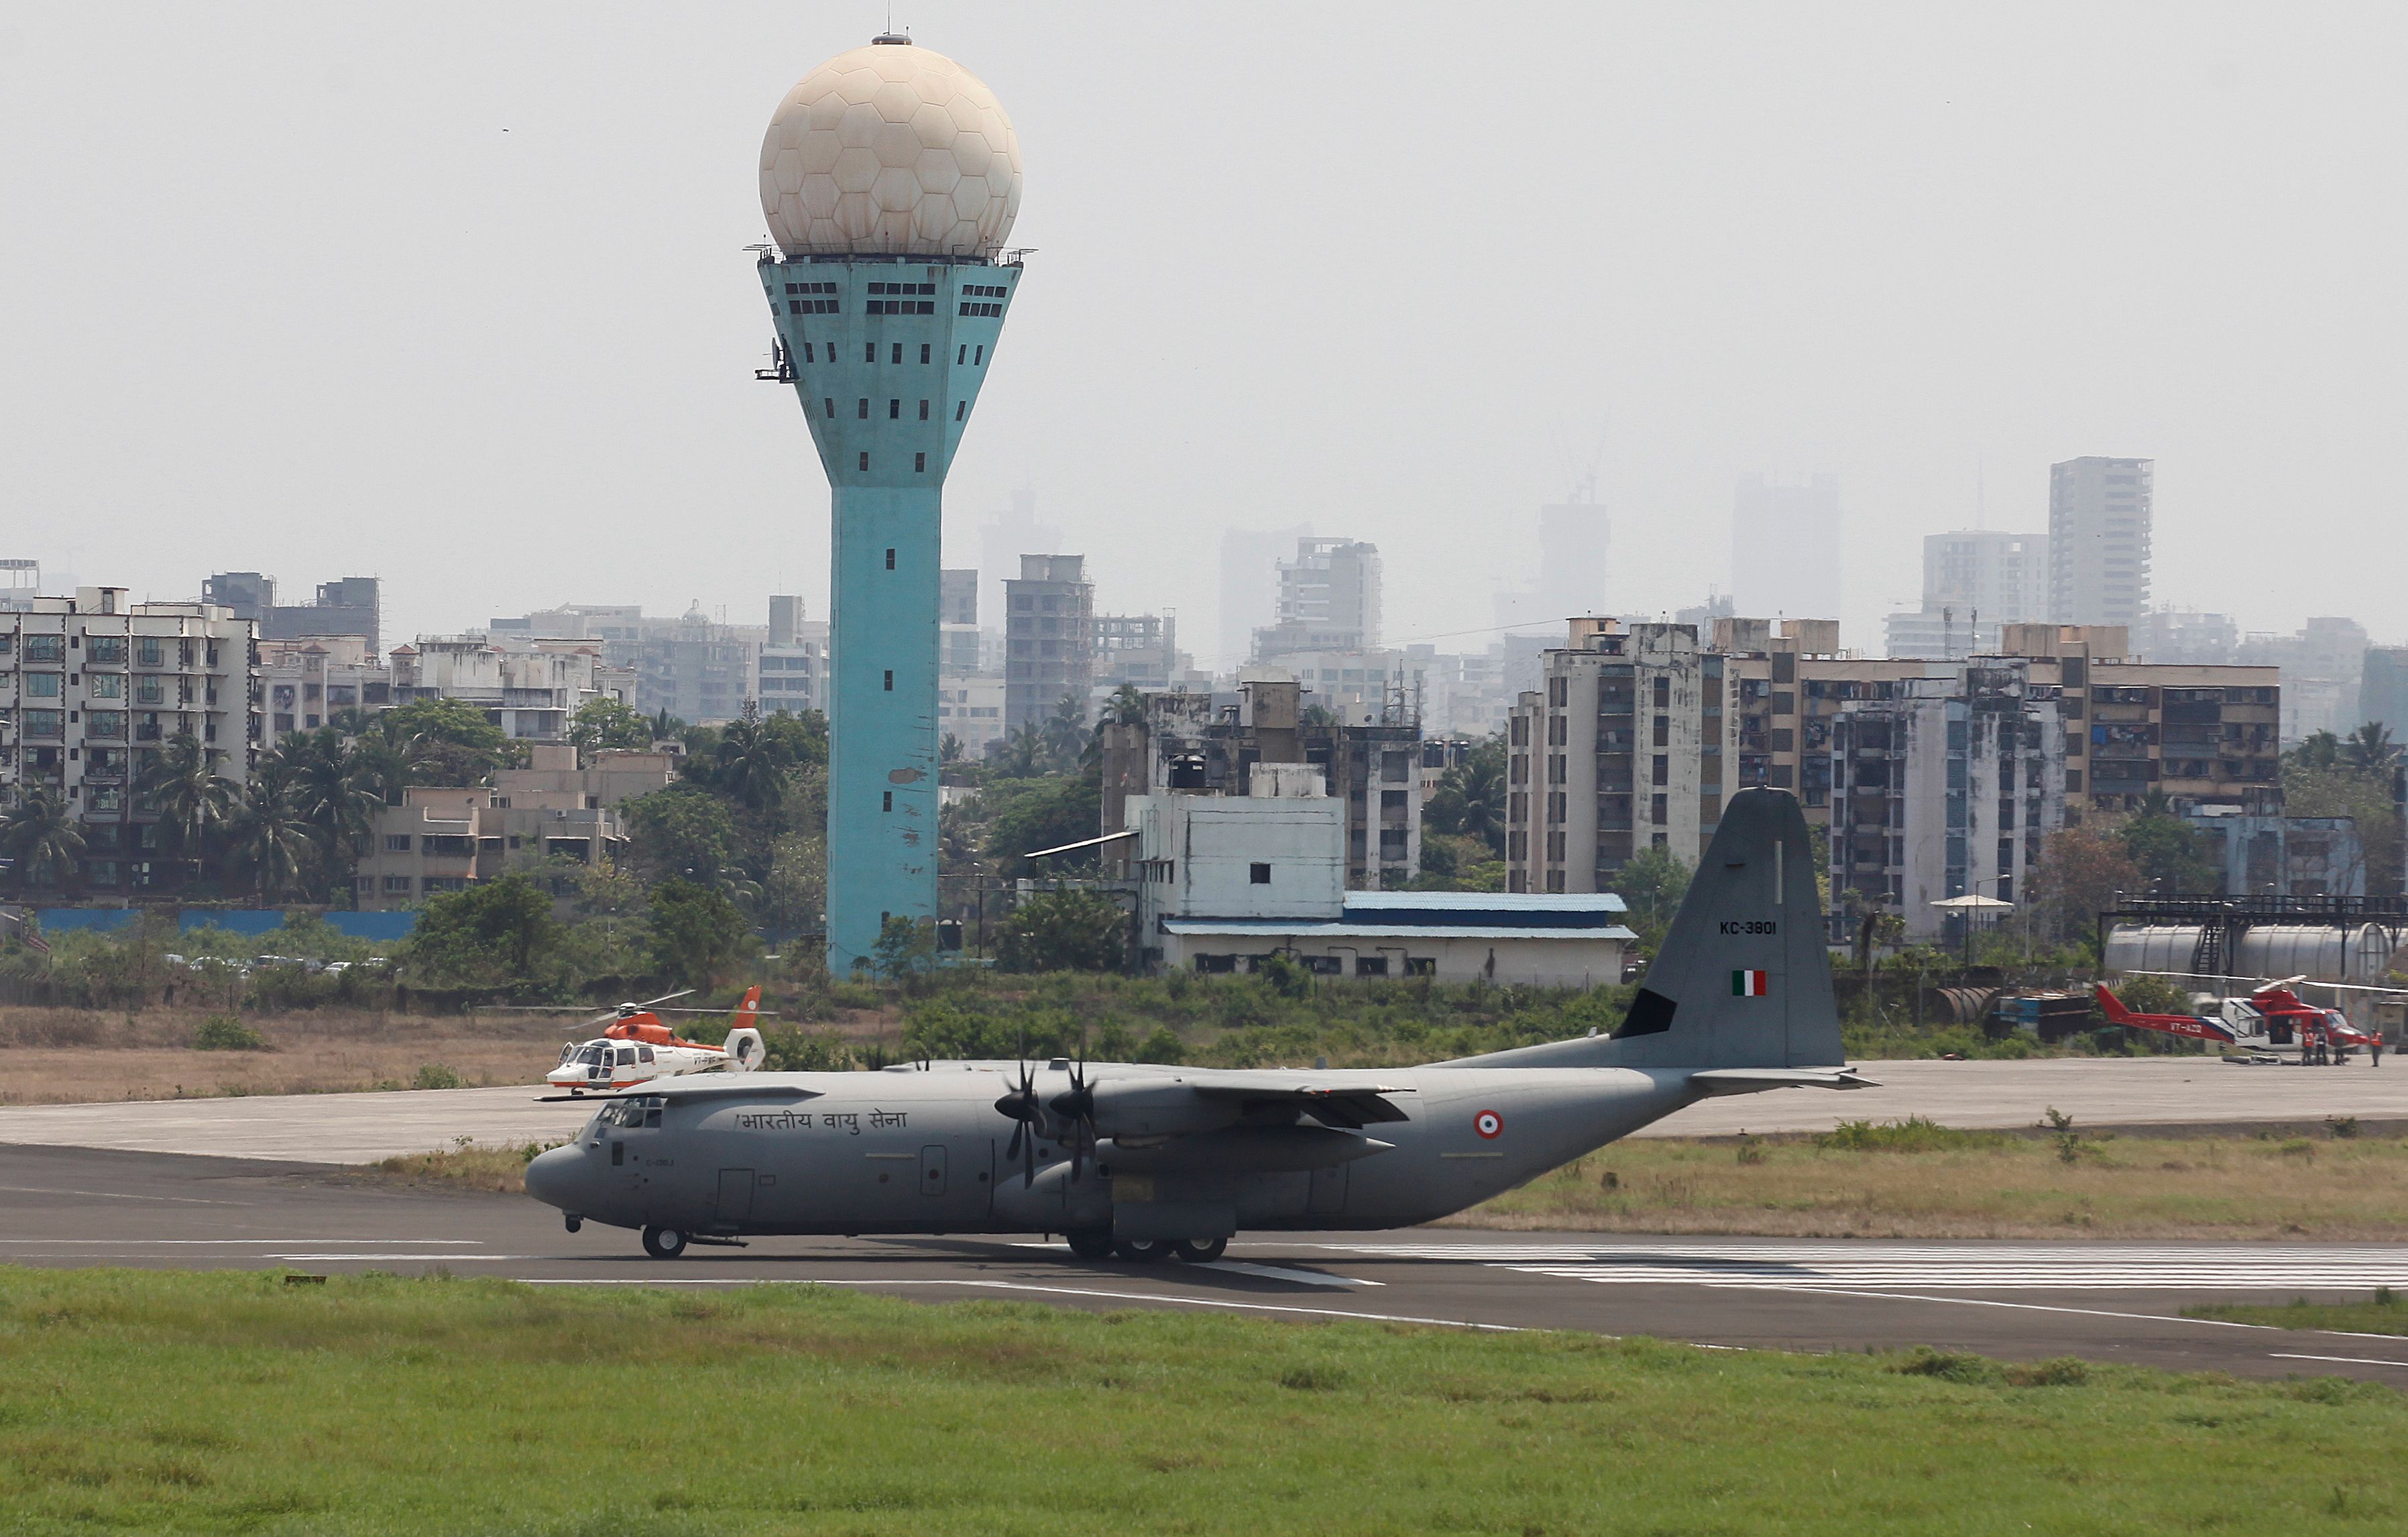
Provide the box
[576,1045,605,1066]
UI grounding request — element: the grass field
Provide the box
[2185,1293,2408,1336]
[1,1269,2401,1536]
[0,1005,572,1104]
[1449,1118,2408,1241]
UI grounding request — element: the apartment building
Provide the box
[1501,619,1739,894]
[488,603,764,726]
[1004,555,1095,733]
[1828,658,2067,937]
[205,573,382,656]
[0,587,257,893]
[258,636,390,738]
[1253,537,1383,661]
[388,637,632,740]
[349,744,670,908]
[937,676,1007,759]
[1099,677,1421,891]
[2049,457,2153,628]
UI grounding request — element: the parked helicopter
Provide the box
[524,788,1876,1262]
[2096,977,2378,1062]
[544,987,768,1094]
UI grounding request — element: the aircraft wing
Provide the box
[1172,1072,1417,1127]
[536,1082,822,1105]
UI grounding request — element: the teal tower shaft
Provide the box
[759,255,1018,972]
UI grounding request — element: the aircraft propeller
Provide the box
[1048,1057,1099,1183]
[994,1059,1042,1188]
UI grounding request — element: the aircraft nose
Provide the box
[524,1144,589,1212]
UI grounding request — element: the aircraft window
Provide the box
[638,1046,654,1063]
[577,1045,605,1064]
[617,1047,636,1066]
[644,1107,663,1128]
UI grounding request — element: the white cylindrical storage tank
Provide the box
[2232,924,2397,984]
[2103,925,2208,976]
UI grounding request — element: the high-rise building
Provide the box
[2363,648,2408,736]
[1536,498,1610,624]
[1731,474,1841,620]
[978,490,1058,632]
[938,569,981,674]
[1883,530,2049,659]
[762,595,828,718]
[205,572,382,657]
[1218,525,1311,673]
[2047,457,2152,628]
[1254,537,1381,661]
[754,32,1023,971]
[1005,555,1094,734]
[2239,616,2370,742]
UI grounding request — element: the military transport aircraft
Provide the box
[525,789,1874,1261]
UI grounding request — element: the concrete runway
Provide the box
[6,1144,2407,1385]
[4,1055,2404,1163]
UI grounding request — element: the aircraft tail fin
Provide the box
[2094,983,2134,1025]
[732,984,762,1031]
[1442,788,1843,1071]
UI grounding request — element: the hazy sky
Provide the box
[6,3,2405,663]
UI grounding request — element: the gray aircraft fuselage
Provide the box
[522,787,1870,1255]
[528,1061,1723,1242]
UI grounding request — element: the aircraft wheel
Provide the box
[1114,1239,1173,1263]
[1065,1230,1117,1261]
[1172,1237,1227,1263]
[641,1226,689,1259]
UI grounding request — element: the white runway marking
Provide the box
[1318,1240,2408,1292]
[0,1238,488,1246]
[1198,1260,1380,1289]
[2269,1353,2408,1369]
[516,1277,1518,1330]
[0,1185,245,1206]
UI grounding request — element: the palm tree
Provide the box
[996,722,1046,779]
[1100,684,1147,728]
[2342,721,2399,772]
[0,787,87,893]
[140,732,235,883]
[714,706,789,811]
[290,730,386,898]
[229,751,315,903]
[1042,693,1090,774]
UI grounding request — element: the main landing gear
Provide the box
[642,1226,689,1259]
[1064,1231,1227,1264]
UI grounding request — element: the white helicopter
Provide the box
[544,987,769,1094]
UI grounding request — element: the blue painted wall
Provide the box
[760,255,1017,972]
[31,909,417,942]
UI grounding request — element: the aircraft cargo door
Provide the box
[715,1168,755,1226]
[915,1138,992,1229]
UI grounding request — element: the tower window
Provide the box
[1250,862,1271,885]
[974,345,984,365]
[802,342,815,361]
[864,342,876,363]
[954,400,964,421]
[888,399,900,419]
[857,398,868,419]
[915,452,926,472]
[823,398,834,418]
[919,343,930,363]
[918,399,929,420]
[957,345,966,364]
[883,790,893,811]
[882,670,893,691]
[858,451,869,471]
[891,343,903,364]
[884,548,896,570]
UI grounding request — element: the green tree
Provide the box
[1424,736,1506,854]
[993,722,1047,779]
[2119,793,2217,895]
[569,697,653,754]
[983,773,1103,876]
[623,785,738,885]
[994,889,1127,972]
[382,697,514,786]
[407,872,560,982]
[869,914,939,983]
[1099,684,1147,728]
[712,706,791,812]
[139,732,235,883]
[0,786,87,892]
[227,759,315,903]
[2291,730,2343,771]
[2342,721,2400,772]
[2284,759,2405,896]
[1609,845,1693,948]
[2030,823,2143,947]
[645,876,756,988]
[288,729,384,900]
[1042,693,1090,774]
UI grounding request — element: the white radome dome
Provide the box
[759,37,1022,258]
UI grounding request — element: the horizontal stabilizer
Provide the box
[1686,1068,1879,1096]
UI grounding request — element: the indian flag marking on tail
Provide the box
[1731,969,1769,997]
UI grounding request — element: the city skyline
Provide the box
[7,5,2407,659]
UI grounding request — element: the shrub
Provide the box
[1888,1347,1999,1385]
[2004,1357,2091,1387]
[760,1028,858,1072]
[1136,1025,1184,1065]
[192,1015,268,1052]
[412,1063,464,1090]
[1815,1117,1997,1153]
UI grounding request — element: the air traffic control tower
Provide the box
[754,36,1022,972]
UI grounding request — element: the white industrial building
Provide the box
[1124,763,1632,986]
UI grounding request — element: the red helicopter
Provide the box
[2097,976,2378,1064]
